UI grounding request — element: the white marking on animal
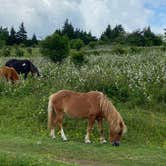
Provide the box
[22,63,26,66]
[61,129,67,141]
[50,129,55,139]
[85,134,91,143]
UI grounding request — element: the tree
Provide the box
[40,33,70,63]
[126,29,145,46]
[16,22,27,44]
[62,19,74,39]
[0,27,9,46]
[143,26,162,46]
[56,19,97,45]
[8,26,17,45]
[31,34,38,45]
[100,25,112,41]
[70,39,84,50]
[100,24,126,43]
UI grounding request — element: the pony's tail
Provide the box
[48,95,56,129]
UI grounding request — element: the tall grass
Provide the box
[0,48,166,145]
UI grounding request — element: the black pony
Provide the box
[5,59,40,79]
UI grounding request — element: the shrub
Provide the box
[111,46,128,54]
[26,48,32,55]
[129,47,142,54]
[15,47,24,57]
[0,40,6,48]
[88,41,96,49]
[1,47,11,57]
[40,33,70,63]
[70,50,87,66]
[70,39,84,50]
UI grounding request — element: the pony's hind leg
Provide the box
[97,118,107,144]
[48,101,57,139]
[85,115,96,144]
[57,113,67,141]
[50,117,58,139]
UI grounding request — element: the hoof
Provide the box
[100,139,107,144]
[112,142,120,146]
[62,138,68,141]
[51,136,56,139]
[85,139,91,144]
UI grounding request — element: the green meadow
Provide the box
[0,47,166,166]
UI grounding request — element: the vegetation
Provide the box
[40,33,70,63]
[0,18,166,165]
[0,47,166,165]
[0,19,165,50]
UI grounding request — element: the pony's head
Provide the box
[109,120,127,146]
[100,94,127,146]
[30,63,40,77]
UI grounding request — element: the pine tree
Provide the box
[0,27,9,45]
[16,22,27,44]
[100,25,112,41]
[143,26,162,46]
[8,26,17,45]
[31,34,38,45]
[62,19,74,39]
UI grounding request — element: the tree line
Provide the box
[101,24,163,46]
[0,22,38,47]
[0,19,165,48]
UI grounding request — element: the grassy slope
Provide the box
[0,95,166,166]
[1,49,166,165]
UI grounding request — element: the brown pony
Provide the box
[0,66,20,83]
[48,90,127,146]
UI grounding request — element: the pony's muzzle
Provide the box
[112,141,120,146]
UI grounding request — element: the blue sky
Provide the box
[144,1,166,29]
[0,0,166,38]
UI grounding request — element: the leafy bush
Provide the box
[70,39,84,50]
[70,50,87,66]
[1,47,11,57]
[129,47,142,54]
[88,41,96,49]
[26,47,32,55]
[40,33,70,63]
[0,40,6,48]
[111,46,128,54]
[15,47,24,57]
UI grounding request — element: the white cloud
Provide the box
[0,0,164,38]
[79,0,153,35]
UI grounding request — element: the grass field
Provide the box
[0,47,166,165]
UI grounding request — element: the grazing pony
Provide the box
[0,66,20,83]
[5,59,40,79]
[48,90,127,146]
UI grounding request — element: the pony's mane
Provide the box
[99,94,127,134]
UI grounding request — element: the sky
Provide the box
[0,0,166,38]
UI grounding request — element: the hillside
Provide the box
[0,47,166,165]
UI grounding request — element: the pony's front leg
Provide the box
[50,128,56,139]
[85,116,95,144]
[60,128,67,141]
[97,118,107,144]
